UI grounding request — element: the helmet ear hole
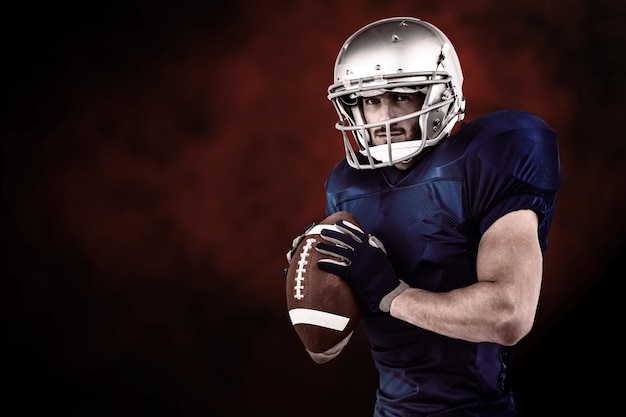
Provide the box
[339,95,359,106]
[426,106,448,140]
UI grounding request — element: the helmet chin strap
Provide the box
[363,139,426,166]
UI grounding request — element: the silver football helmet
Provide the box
[328,17,466,169]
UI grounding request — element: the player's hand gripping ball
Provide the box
[316,219,408,314]
[285,211,364,354]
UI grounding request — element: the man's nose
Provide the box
[376,103,396,121]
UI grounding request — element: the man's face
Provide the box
[361,91,425,170]
[361,91,425,146]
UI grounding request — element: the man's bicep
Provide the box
[477,209,544,339]
[477,209,542,286]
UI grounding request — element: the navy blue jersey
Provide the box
[324,110,562,416]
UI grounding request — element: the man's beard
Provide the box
[370,120,421,144]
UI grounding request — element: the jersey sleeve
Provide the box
[465,111,562,253]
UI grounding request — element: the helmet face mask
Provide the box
[327,17,466,169]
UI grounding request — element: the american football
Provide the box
[285,211,363,354]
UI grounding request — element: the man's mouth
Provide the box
[374,129,405,141]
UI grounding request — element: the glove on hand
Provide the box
[316,220,408,313]
[286,222,316,264]
[283,222,316,278]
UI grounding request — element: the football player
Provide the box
[287,17,561,417]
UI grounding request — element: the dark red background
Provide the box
[2,1,624,415]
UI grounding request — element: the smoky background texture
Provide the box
[2,1,625,416]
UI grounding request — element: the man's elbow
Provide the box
[494,313,535,346]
